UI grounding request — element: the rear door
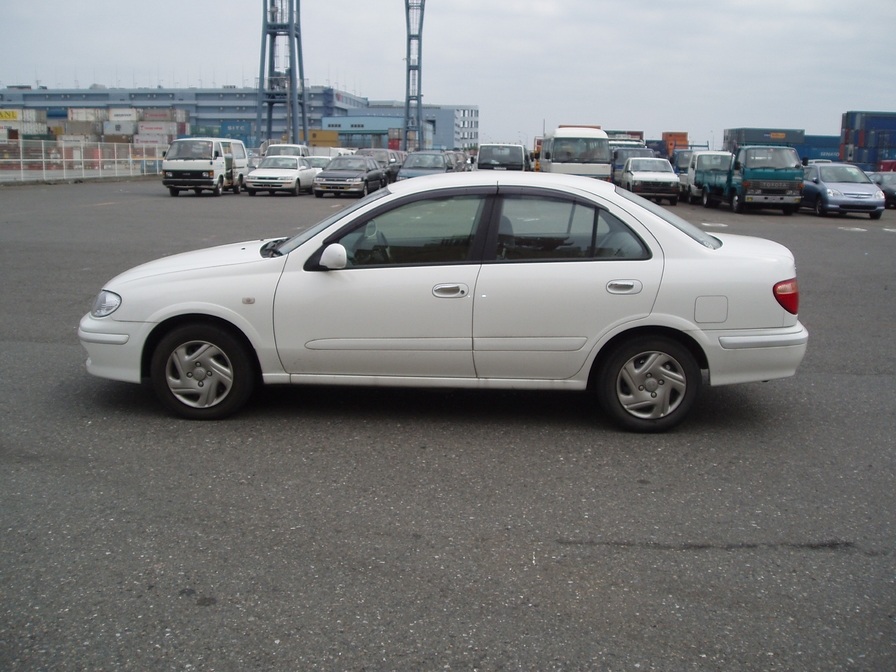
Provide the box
[471,189,664,380]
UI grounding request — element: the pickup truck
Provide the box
[685,151,733,204]
[701,145,802,214]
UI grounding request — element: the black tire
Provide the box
[193,189,202,196]
[361,182,369,197]
[814,197,826,217]
[701,189,714,208]
[596,335,701,433]
[232,178,242,195]
[247,188,256,196]
[150,323,255,420]
[669,197,678,206]
[291,180,301,196]
[870,211,882,220]
[212,179,222,197]
[168,187,180,197]
[314,190,323,198]
[731,192,745,213]
[688,189,698,205]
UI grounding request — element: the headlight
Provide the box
[91,290,121,318]
[826,188,843,198]
[875,190,885,199]
[351,178,364,184]
[165,171,173,178]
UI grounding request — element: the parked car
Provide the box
[801,163,885,219]
[476,143,529,171]
[395,151,454,180]
[307,156,333,170]
[264,143,310,158]
[312,156,386,198]
[245,156,319,196]
[355,148,403,183]
[621,157,679,205]
[78,171,807,432]
[868,172,896,208]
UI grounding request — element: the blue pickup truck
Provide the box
[701,145,803,214]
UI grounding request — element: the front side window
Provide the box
[335,195,486,267]
[493,195,648,261]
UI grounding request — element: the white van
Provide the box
[264,143,311,158]
[539,127,611,180]
[162,137,249,196]
[476,143,530,171]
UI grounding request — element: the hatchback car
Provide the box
[868,172,896,208]
[245,156,319,196]
[801,163,885,218]
[621,158,679,205]
[79,172,807,432]
[312,156,386,198]
[396,151,455,180]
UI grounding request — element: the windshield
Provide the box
[327,157,368,171]
[308,157,331,169]
[614,148,653,165]
[259,156,299,170]
[166,140,213,160]
[276,188,391,255]
[358,149,389,162]
[744,147,801,169]
[875,173,896,185]
[551,137,611,163]
[615,188,722,249]
[696,154,732,170]
[674,152,692,170]
[404,153,446,169]
[630,159,672,173]
[478,146,523,165]
[819,165,871,184]
[266,145,304,156]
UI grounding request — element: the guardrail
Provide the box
[0,139,165,183]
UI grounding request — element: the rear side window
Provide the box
[493,195,648,261]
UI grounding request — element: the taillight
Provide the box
[774,279,799,314]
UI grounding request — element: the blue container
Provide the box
[864,114,896,132]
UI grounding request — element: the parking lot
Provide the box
[2,178,895,670]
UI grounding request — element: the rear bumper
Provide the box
[703,322,809,386]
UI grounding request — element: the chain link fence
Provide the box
[0,139,165,183]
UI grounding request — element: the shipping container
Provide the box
[864,114,896,132]
[47,108,68,119]
[138,121,178,135]
[141,109,176,121]
[65,121,101,135]
[57,135,92,145]
[1,120,50,135]
[133,133,171,146]
[103,135,134,145]
[103,121,137,136]
[1,108,48,123]
[724,128,805,152]
[108,108,139,122]
[67,108,108,122]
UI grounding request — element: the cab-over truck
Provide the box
[700,145,803,214]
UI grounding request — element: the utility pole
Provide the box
[256,0,309,146]
[403,0,424,152]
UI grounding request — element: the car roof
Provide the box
[385,170,618,198]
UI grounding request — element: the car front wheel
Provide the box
[596,336,701,432]
[814,197,826,217]
[150,323,255,420]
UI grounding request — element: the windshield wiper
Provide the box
[260,238,286,258]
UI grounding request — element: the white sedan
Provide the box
[245,156,319,196]
[79,172,808,432]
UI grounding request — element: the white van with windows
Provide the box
[539,127,612,181]
[162,137,249,196]
[264,143,311,158]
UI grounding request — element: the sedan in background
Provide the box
[395,151,455,180]
[312,156,386,198]
[868,172,896,208]
[801,163,885,219]
[245,156,319,196]
[621,157,679,205]
[355,148,403,183]
[79,172,807,433]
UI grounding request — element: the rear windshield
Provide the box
[615,188,722,249]
[479,145,523,166]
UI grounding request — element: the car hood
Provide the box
[821,181,882,194]
[630,171,678,181]
[105,239,282,288]
[316,169,366,179]
[249,168,299,177]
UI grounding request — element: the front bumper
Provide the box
[78,313,149,384]
[163,172,216,188]
[745,194,801,205]
[314,181,364,194]
[631,183,679,198]
[823,196,885,214]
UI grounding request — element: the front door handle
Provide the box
[433,283,469,298]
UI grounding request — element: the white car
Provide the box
[621,157,680,205]
[245,156,319,196]
[79,172,808,432]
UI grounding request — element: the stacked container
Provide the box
[662,131,688,157]
[0,108,49,138]
[840,111,896,170]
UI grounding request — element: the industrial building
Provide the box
[0,84,479,151]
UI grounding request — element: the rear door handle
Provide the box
[433,283,469,298]
[607,280,643,294]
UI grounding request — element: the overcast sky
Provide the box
[3,0,895,148]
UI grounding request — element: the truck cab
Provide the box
[730,145,802,214]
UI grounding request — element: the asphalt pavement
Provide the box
[1,178,895,670]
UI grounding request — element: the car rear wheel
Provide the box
[151,323,255,420]
[596,336,701,433]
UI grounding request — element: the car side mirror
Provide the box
[319,244,347,270]
[813,177,819,183]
